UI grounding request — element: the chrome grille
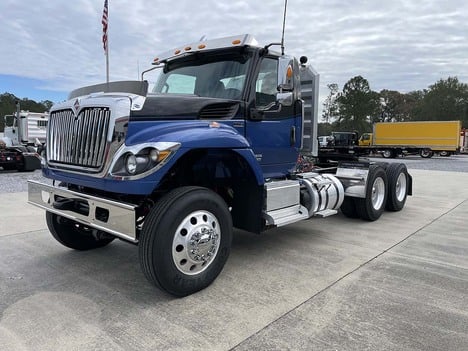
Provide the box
[47,108,110,170]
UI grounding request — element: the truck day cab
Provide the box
[28,34,412,296]
[0,109,45,171]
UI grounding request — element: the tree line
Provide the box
[319,76,468,136]
[2,77,468,136]
[0,93,53,132]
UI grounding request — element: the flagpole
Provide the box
[102,0,109,83]
[106,43,109,84]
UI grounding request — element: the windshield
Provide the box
[152,53,252,100]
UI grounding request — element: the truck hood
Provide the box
[63,81,242,121]
[130,93,242,121]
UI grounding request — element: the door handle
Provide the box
[290,126,296,146]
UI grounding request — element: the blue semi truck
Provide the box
[28,34,412,296]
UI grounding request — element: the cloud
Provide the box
[0,0,467,108]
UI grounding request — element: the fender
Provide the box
[125,120,249,148]
[43,120,265,194]
[126,119,265,186]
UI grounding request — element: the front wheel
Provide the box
[139,186,232,297]
[382,149,395,158]
[420,149,433,158]
[355,165,387,221]
[46,212,115,250]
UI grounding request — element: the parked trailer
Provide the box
[359,121,462,158]
[28,34,412,296]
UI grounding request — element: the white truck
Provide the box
[0,106,46,171]
[2,110,48,149]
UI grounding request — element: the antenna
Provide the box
[137,59,140,80]
[280,0,288,55]
[264,0,288,54]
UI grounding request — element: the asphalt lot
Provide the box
[0,156,467,350]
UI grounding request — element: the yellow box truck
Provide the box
[358,121,462,158]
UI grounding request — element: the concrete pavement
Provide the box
[0,169,467,350]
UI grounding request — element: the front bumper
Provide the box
[28,180,138,242]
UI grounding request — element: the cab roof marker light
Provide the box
[150,34,259,65]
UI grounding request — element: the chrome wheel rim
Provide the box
[395,172,407,202]
[172,210,220,275]
[372,177,386,210]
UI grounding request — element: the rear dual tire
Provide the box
[340,165,387,221]
[340,163,409,220]
[385,163,409,211]
[355,165,387,221]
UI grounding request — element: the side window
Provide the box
[255,58,278,108]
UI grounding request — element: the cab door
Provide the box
[245,56,302,178]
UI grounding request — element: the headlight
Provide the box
[109,142,180,179]
[149,149,159,162]
[125,154,137,174]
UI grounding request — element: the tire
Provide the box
[439,151,451,157]
[46,212,115,250]
[420,149,433,158]
[340,197,359,218]
[385,163,409,211]
[1,164,16,171]
[139,186,232,297]
[355,165,387,221]
[382,149,394,158]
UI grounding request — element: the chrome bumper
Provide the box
[28,180,138,242]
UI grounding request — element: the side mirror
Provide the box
[277,56,294,92]
[277,92,293,106]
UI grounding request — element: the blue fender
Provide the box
[125,120,249,148]
[44,120,265,194]
[126,120,265,185]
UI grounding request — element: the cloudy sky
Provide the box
[0,0,467,109]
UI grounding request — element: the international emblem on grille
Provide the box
[73,99,80,118]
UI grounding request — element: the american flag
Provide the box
[102,0,108,53]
